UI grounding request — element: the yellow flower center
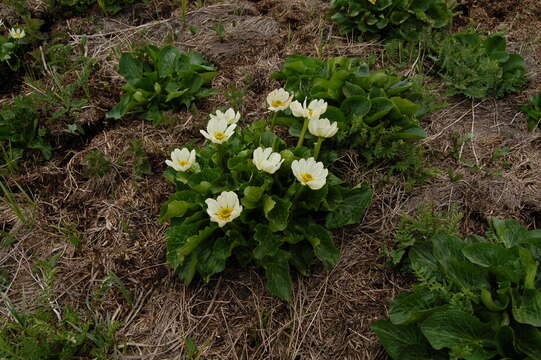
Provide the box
[272,100,284,108]
[178,160,189,166]
[214,132,225,140]
[300,172,314,184]
[216,207,234,221]
[368,0,376,4]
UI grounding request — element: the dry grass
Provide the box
[1,0,541,358]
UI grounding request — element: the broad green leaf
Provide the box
[511,289,541,327]
[371,320,445,360]
[365,97,395,124]
[106,94,134,119]
[166,217,207,269]
[263,196,291,232]
[462,243,521,283]
[289,243,314,276]
[325,182,372,229]
[175,224,217,262]
[340,95,371,117]
[157,46,179,78]
[515,324,541,359]
[262,251,292,301]
[118,53,143,81]
[242,186,266,209]
[420,309,494,351]
[490,217,530,248]
[253,224,282,260]
[394,127,427,140]
[302,222,339,269]
[389,286,448,325]
[198,236,237,282]
[390,97,420,117]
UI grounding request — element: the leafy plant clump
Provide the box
[431,32,528,99]
[49,0,146,15]
[0,306,119,359]
[372,215,541,359]
[329,0,454,41]
[161,98,372,301]
[272,55,435,176]
[519,94,541,132]
[0,95,51,172]
[107,45,218,124]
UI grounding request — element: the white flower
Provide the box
[165,148,196,172]
[291,157,328,190]
[210,108,241,125]
[205,191,243,227]
[289,98,327,120]
[8,28,25,40]
[252,147,284,174]
[308,117,338,138]
[200,116,236,144]
[267,88,293,111]
[307,99,327,120]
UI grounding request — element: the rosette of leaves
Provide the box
[430,32,528,99]
[0,95,51,168]
[329,0,454,41]
[272,55,432,175]
[160,122,372,301]
[107,45,217,124]
[372,217,541,359]
[519,94,541,132]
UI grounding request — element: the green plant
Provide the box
[128,139,152,178]
[107,45,218,124]
[519,94,541,132]
[372,214,541,359]
[82,150,112,177]
[329,0,455,41]
[1,252,120,359]
[272,55,436,176]
[430,32,528,99]
[0,95,51,171]
[48,0,146,15]
[161,106,372,301]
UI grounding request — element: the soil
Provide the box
[1,0,540,359]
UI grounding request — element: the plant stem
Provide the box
[296,117,309,149]
[269,112,278,130]
[313,137,324,160]
[215,143,225,168]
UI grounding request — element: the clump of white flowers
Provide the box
[252,147,284,174]
[205,191,243,227]
[165,148,196,172]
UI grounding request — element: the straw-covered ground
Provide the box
[1,0,540,358]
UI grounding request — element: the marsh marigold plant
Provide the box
[161,92,372,300]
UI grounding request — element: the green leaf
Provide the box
[263,196,292,232]
[389,286,448,325]
[325,182,372,229]
[365,97,395,124]
[198,235,238,282]
[242,186,266,209]
[511,289,541,327]
[371,321,445,360]
[106,93,134,119]
[157,46,179,78]
[302,222,339,269]
[462,243,522,283]
[118,53,143,81]
[515,324,541,359]
[253,224,282,260]
[262,251,292,301]
[489,217,530,248]
[420,309,494,351]
[390,97,420,117]
[340,95,371,117]
[393,127,427,140]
